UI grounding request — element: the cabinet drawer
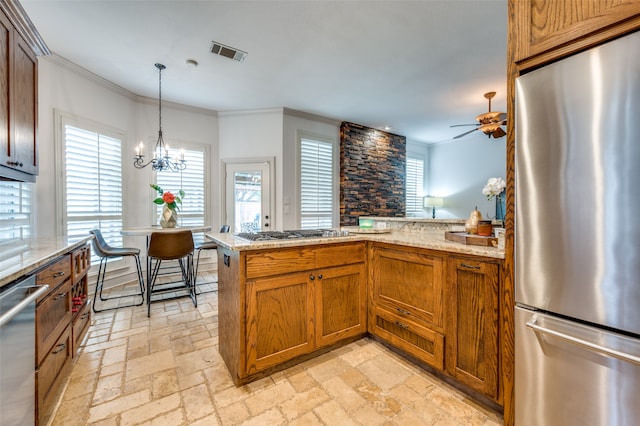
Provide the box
[315,242,365,268]
[246,247,315,278]
[72,302,91,357]
[36,279,71,365]
[372,306,444,370]
[36,326,72,426]
[36,255,71,304]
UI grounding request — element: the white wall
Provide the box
[217,109,284,230]
[217,108,340,231]
[427,131,506,219]
[282,110,340,229]
[36,55,504,240]
[35,56,218,251]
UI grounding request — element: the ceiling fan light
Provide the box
[452,91,507,140]
[476,111,504,124]
[479,122,506,138]
[492,127,506,138]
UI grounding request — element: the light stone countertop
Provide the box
[0,236,93,289]
[205,228,504,260]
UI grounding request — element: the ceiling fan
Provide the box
[450,91,507,139]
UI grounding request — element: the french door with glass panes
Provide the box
[224,161,271,233]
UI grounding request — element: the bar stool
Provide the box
[89,229,145,313]
[146,230,196,317]
[194,225,229,281]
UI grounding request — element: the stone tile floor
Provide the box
[51,274,503,425]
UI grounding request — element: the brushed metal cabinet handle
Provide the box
[394,321,409,329]
[460,263,481,269]
[52,343,66,354]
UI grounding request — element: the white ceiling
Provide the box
[20,0,507,144]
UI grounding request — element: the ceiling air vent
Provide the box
[210,41,247,62]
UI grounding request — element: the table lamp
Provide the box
[423,196,444,218]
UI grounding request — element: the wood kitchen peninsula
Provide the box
[207,226,505,411]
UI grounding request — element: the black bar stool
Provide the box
[89,229,145,312]
[194,225,229,281]
[146,230,196,317]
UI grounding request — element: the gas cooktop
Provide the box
[235,229,335,241]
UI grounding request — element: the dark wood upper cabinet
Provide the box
[0,0,47,182]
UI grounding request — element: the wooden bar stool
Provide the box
[89,229,145,312]
[146,230,196,317]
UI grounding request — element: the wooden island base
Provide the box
[216,238,504,410]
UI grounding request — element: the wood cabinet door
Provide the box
[0,12,10,167]
[315,263,367,348]
[446,257,500,401]
[12,34,37,175]
[36,325,72,426]
[36,279,72,366]
[245,271,315,374]
[512,0,640,64]
[372,245,444,329]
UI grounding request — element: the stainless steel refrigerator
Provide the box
[515,30,640,426]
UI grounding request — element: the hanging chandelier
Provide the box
[133,63,186,172]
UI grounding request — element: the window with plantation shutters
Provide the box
[62,119,124,257]
[299,135,335,229]
[406,157,425,217]
[155,145,208,243]
[0,181,32,257]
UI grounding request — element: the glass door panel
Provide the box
[225,162,271,233]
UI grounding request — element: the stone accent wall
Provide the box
[340,122,406,226]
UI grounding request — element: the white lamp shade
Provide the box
[423,196,444,208]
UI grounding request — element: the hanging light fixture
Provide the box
[133,63,186,172]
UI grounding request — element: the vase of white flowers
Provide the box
[482,177,506,224]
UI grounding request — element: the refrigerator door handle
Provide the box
[526,316,640,366]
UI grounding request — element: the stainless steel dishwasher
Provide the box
[0,275,49,426]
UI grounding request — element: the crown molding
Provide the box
[283,107,340,125]
[0,0,49,55]
[43,53,135,100]
[41,53,217,116]
[218,107,338,126]
[218,107,284,117]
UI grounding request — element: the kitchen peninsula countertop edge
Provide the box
[0,236,93,289]
[205,230,504,259]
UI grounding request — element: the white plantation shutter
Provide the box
[0,181,32,256]
[406,157,424,217]
[64,123,124,255]
[156,146,207,243]
[299,137,334,229]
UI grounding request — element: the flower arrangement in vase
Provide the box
[150,184,184,228]
[482,177,506,224]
